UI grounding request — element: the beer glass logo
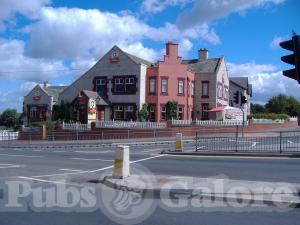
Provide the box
[99,164,157,225]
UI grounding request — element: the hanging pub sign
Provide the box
[88,98,97,114]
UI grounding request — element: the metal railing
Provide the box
[61,122,91,131]
[95,120,166,129]
[171,119,192,126]
[0,131,19,141]
[251,118,285,124]
[196,119,248,126]
[195,131,300,153]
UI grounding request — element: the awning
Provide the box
[208,106,225,112]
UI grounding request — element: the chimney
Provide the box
[198,48,208,61]
[166,41,179,59]
[43,81,49,88]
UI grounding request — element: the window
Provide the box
[114,105,124,120]
[161,106,166,120]
[217,83,223,98]
[178,80,184,95]
[178,106,184,120]
[125,78,135,93]
[149,105,156,121]
[202,81,209,97]
[124,105,134,120]
[30,107,37,119]
[95,78,107,94]
[114,78,124,93]
[191,81,195,96]
[224,86,229,100]
[149,78,156,94]
[113,76,136,94]
[161,79,168,94]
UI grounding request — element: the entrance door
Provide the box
[201,103,209,120]
[149,105,155,121]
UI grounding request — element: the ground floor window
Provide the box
[161,105,166,120]
[30,107,37,119]
[113,104,136,121]
[178,106,184,120]
[149,104,156,121]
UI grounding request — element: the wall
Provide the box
[59,46,145,119]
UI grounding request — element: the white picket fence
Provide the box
[252,118,285,124]
[95,120,166,129]
[62,122,91,131]
[289,117,298,122]
[171,119,192,126]
[0,131,19,140]
[196,119,248,126]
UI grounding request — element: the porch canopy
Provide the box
[208,106,225,112]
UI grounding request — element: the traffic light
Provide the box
[233,91,240,104]
[279,31,300,84]
[241,95,247,105]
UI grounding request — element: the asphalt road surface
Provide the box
[0,144,299,225]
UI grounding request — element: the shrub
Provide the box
[248,113,289,120]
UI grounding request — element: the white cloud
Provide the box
[270,36,285,49]
[0,39,68,82]
[24,7,220,61]
[177,0,286,30]
[0,0,51,31]
[228,61,300,103]
[141,0,193,14]
[70,58,97,80]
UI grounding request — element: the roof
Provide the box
[209,106,225,112]
[229,77,253,97]
[82,90,111,106]
[42,86,67,103]
[229,77,249,89]
[182,58,221,73]
[123,51,153,67]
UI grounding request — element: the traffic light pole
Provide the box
[240,106,245,137]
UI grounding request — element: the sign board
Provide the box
[88,98,97,114]
[224,106,243,120]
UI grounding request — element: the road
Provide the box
[0,144,299,225]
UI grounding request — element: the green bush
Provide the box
[248,113,289,120]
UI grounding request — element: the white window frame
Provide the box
[178,80,184,94]
[161,79,167,93]
[150,79,156,93]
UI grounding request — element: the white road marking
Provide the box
[59,168,86,172]
[0,163,22,169]
[32,154,165,177]
[141,148,162,152]
[75,150,113,154]
[53,150,67,153]
[18,176,81,187]
[288,140,295,144]
[71,158,114,162]
[0,153,43,158]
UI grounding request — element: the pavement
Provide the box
[103,174,300,207]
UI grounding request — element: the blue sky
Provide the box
[0,0,299,112]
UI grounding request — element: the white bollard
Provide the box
[175,133,183,152]
[113,145,130,178]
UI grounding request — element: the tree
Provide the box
[265,94,300,116]
[0,108,18,128]
[139,103,149,121]
[52,101,71,121]
[166,101,178,120]
[251,103,266,114]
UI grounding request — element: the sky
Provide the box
[0,0,299,112]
